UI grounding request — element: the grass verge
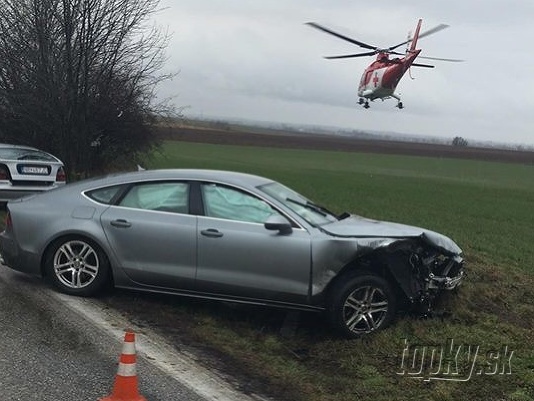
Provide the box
[123,140,533,400]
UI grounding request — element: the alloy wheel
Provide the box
[53,240,100,289]
[343,285,389,334]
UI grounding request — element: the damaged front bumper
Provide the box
[427,256,465,290]
[428,269,465,290]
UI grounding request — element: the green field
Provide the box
[145,141,534,401]
[149,141,533,271]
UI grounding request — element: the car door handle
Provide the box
[110,219,132,228]
[201,229,223,238]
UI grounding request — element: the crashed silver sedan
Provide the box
[0,169,464,337]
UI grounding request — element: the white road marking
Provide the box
[52,291,272,401]
[0,267,271,401]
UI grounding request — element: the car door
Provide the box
[100,181,197,289]
[196,182,312,305]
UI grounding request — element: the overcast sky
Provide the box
[152,1,534,146]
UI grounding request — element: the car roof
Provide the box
[7,170,275,206]
[61,169,275,193]
[0,143,40,150]
[103,169,273,187]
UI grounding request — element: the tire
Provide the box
[45,236,110,296]
[327,274,396,338]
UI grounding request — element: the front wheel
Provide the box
[327,274,396,338]
[45,237,110,296]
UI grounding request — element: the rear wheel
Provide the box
[45,237,110,296]
[327,274,396,338]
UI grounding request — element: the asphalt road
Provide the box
[0,266,267,401]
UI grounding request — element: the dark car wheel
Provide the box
[327,274,396,338]
[45,237,110,296]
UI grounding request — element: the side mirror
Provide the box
[264,214,293,235]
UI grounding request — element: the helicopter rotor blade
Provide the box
[412,62,435,68]
[324,51,378,59]
[418,55,464,62]
[305,22,377,50]
[307,21,463,63]
[389,23,450,51]
[417,23,450,40]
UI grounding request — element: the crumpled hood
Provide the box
[321,215,462,255]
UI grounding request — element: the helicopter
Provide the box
[306,19,462,109]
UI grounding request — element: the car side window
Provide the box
[201,183,280,224]
[85,185,124,205]
[119,182,189,214]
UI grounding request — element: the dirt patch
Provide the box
[154,125,534,165]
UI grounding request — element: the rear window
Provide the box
[0,147,59,162]
[85,185,124,205]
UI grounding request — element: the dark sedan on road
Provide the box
[0,169,464,337]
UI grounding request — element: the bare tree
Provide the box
[0,0,175,176]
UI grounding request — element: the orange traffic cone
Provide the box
[99,331,147,401]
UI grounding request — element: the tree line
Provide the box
[0,0,175,176]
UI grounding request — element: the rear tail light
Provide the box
[0,166,9,180]
[56,166,66,182]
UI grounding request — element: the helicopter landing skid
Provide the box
[358,98,370,108]
[392,93,403,109]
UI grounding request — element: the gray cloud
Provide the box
[154,0,534,145]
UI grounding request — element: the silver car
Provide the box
[0,169,464,337]
[0,144,66,202]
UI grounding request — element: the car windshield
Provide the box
[259,182,338,226]
[0,147,58,162]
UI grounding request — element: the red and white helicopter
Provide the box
[306,19,462,109]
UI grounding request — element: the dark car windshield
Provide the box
[0,147,59,162]
[259,182,338,226]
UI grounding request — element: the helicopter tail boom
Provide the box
[409,19,423,51]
